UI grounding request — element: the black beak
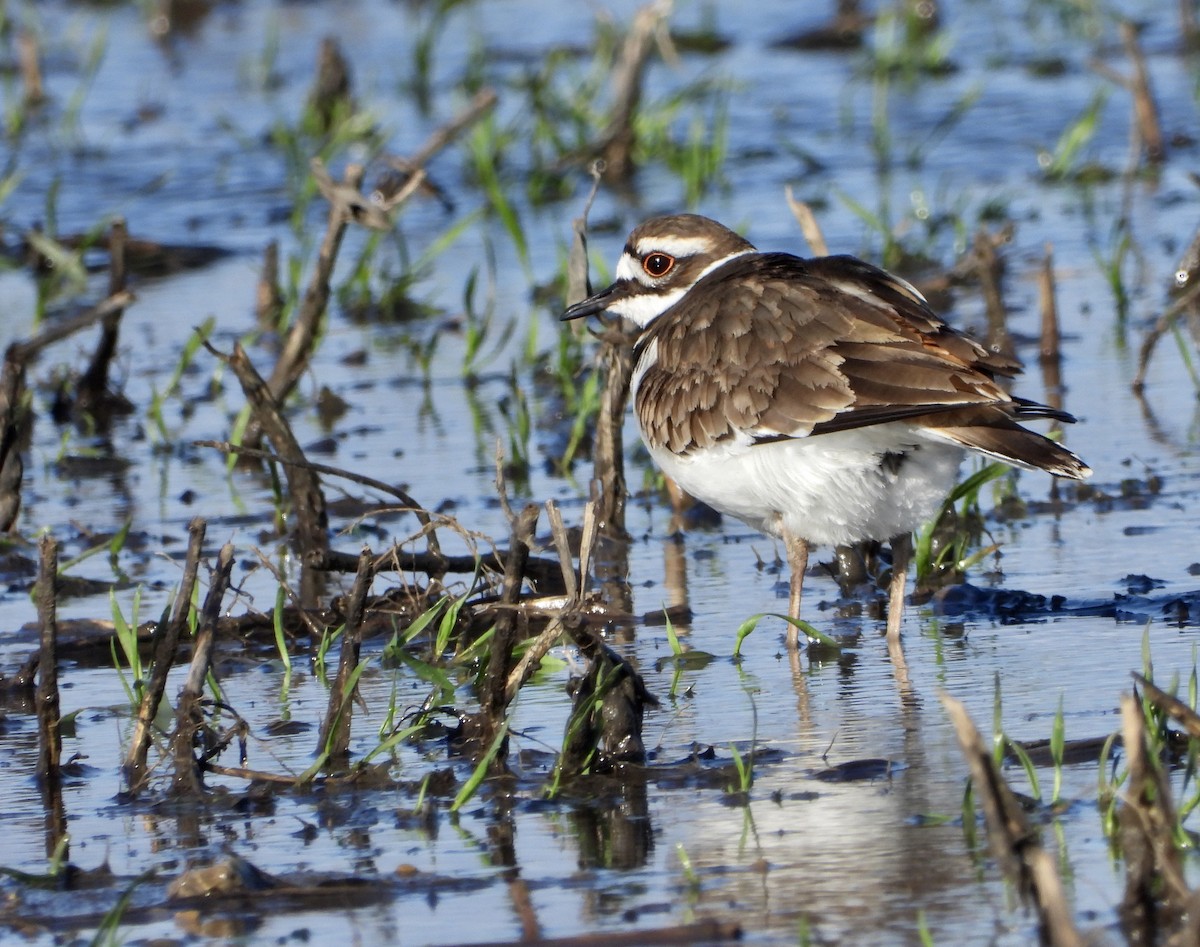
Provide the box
[561,281,629,321]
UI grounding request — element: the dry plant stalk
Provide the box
[264,162,363,412]
[785,185,830,257]
[471,503,540,757]
[221,342,330,567]
[503,500,599,704]
[1117,690,1190,943]
[306,36,354,135]
[1132,278,1200,394]
[0,347,27,534]
[1119,21,1165,165]
[77,218,130,410]
[35,535,62,787]
[1134,672,1200,740]
[172,543,235,795]
[940,692,1083,947]
[596,0,675,178]
[1183,0,1200,49]
[972,226,1014,359]
[1038,244,1062,369]
[376,87,499,208]
[17,31,45,107]
[566,164,632,537]
[0,289,134,531]
[124,517,207,791]
[255,240,284,329]
[316,547,374,761]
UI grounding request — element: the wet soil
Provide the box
[1,1,1199,944]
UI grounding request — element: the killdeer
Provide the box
[562,214,1091,648]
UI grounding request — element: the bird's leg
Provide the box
[783,528,809,650]
[886,532,912,644]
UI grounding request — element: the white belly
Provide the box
[649,425,964,547]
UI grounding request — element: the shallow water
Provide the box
[2,0,1199,943]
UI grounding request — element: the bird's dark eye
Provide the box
[642,252,675,278]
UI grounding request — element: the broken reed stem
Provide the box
[17,30,45,107]
[1133,672,1200,740]
[35,534,62,787]
[1038,244,1062,369]
[219,344,329,567]
[317,547,374,761]
[940,692,1083,947]
[972,227,1013,359]
[0,290,134,532]
[123,516,207,791]
[8,291,135,363]
[264,163,363,408]
[407,87,499,171]
[172,543,235,795]
[1132,278,1200,393]
[566,161,604,306]
[598,0,674,177]
[307,36,354,135]
[503,501,596,705]
[591,328,634,538]
[1183,0,1200,49]
[77,218,129,408]
[255,240,284,330]
[1118,691,1189,942]
[1119,21,1165,165]
[480,505,540,725]
[0,346,28,533]
[785,185,830,257]
[562,163,630,537]
[193,439,441,561]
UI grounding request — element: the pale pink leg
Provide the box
[886,532,912,645]
[783,529,809,650]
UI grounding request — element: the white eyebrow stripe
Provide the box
[633,234,718,258]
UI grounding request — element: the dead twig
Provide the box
[503,501,598,704]
[17,30,45,107]
[1134,672,1200,741]
[76,218,130,412]
[7,291,135,363]
[468,503,540,759]
[941,692,1083,947]
[785,185,830,257]
[255,240,284,330]
[1132,278,1200,393]
[567,167,633,537]
[242,161,369,452]
[316,547,374,762]
[972,225,1014,359]
[0,347,28,534]
[1120,21,1165,165]
[579,0,675,178]
[124,517,207,792]
[35,535,62,788]
[0,289,135,531]
[373,87,499,210]
[193,438,441,561]
[172,543,235,795]
[1118,690,1190,942]
[214,343,330,569]
[306,36,354,136]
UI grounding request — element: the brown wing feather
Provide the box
[635,251,1026,454]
